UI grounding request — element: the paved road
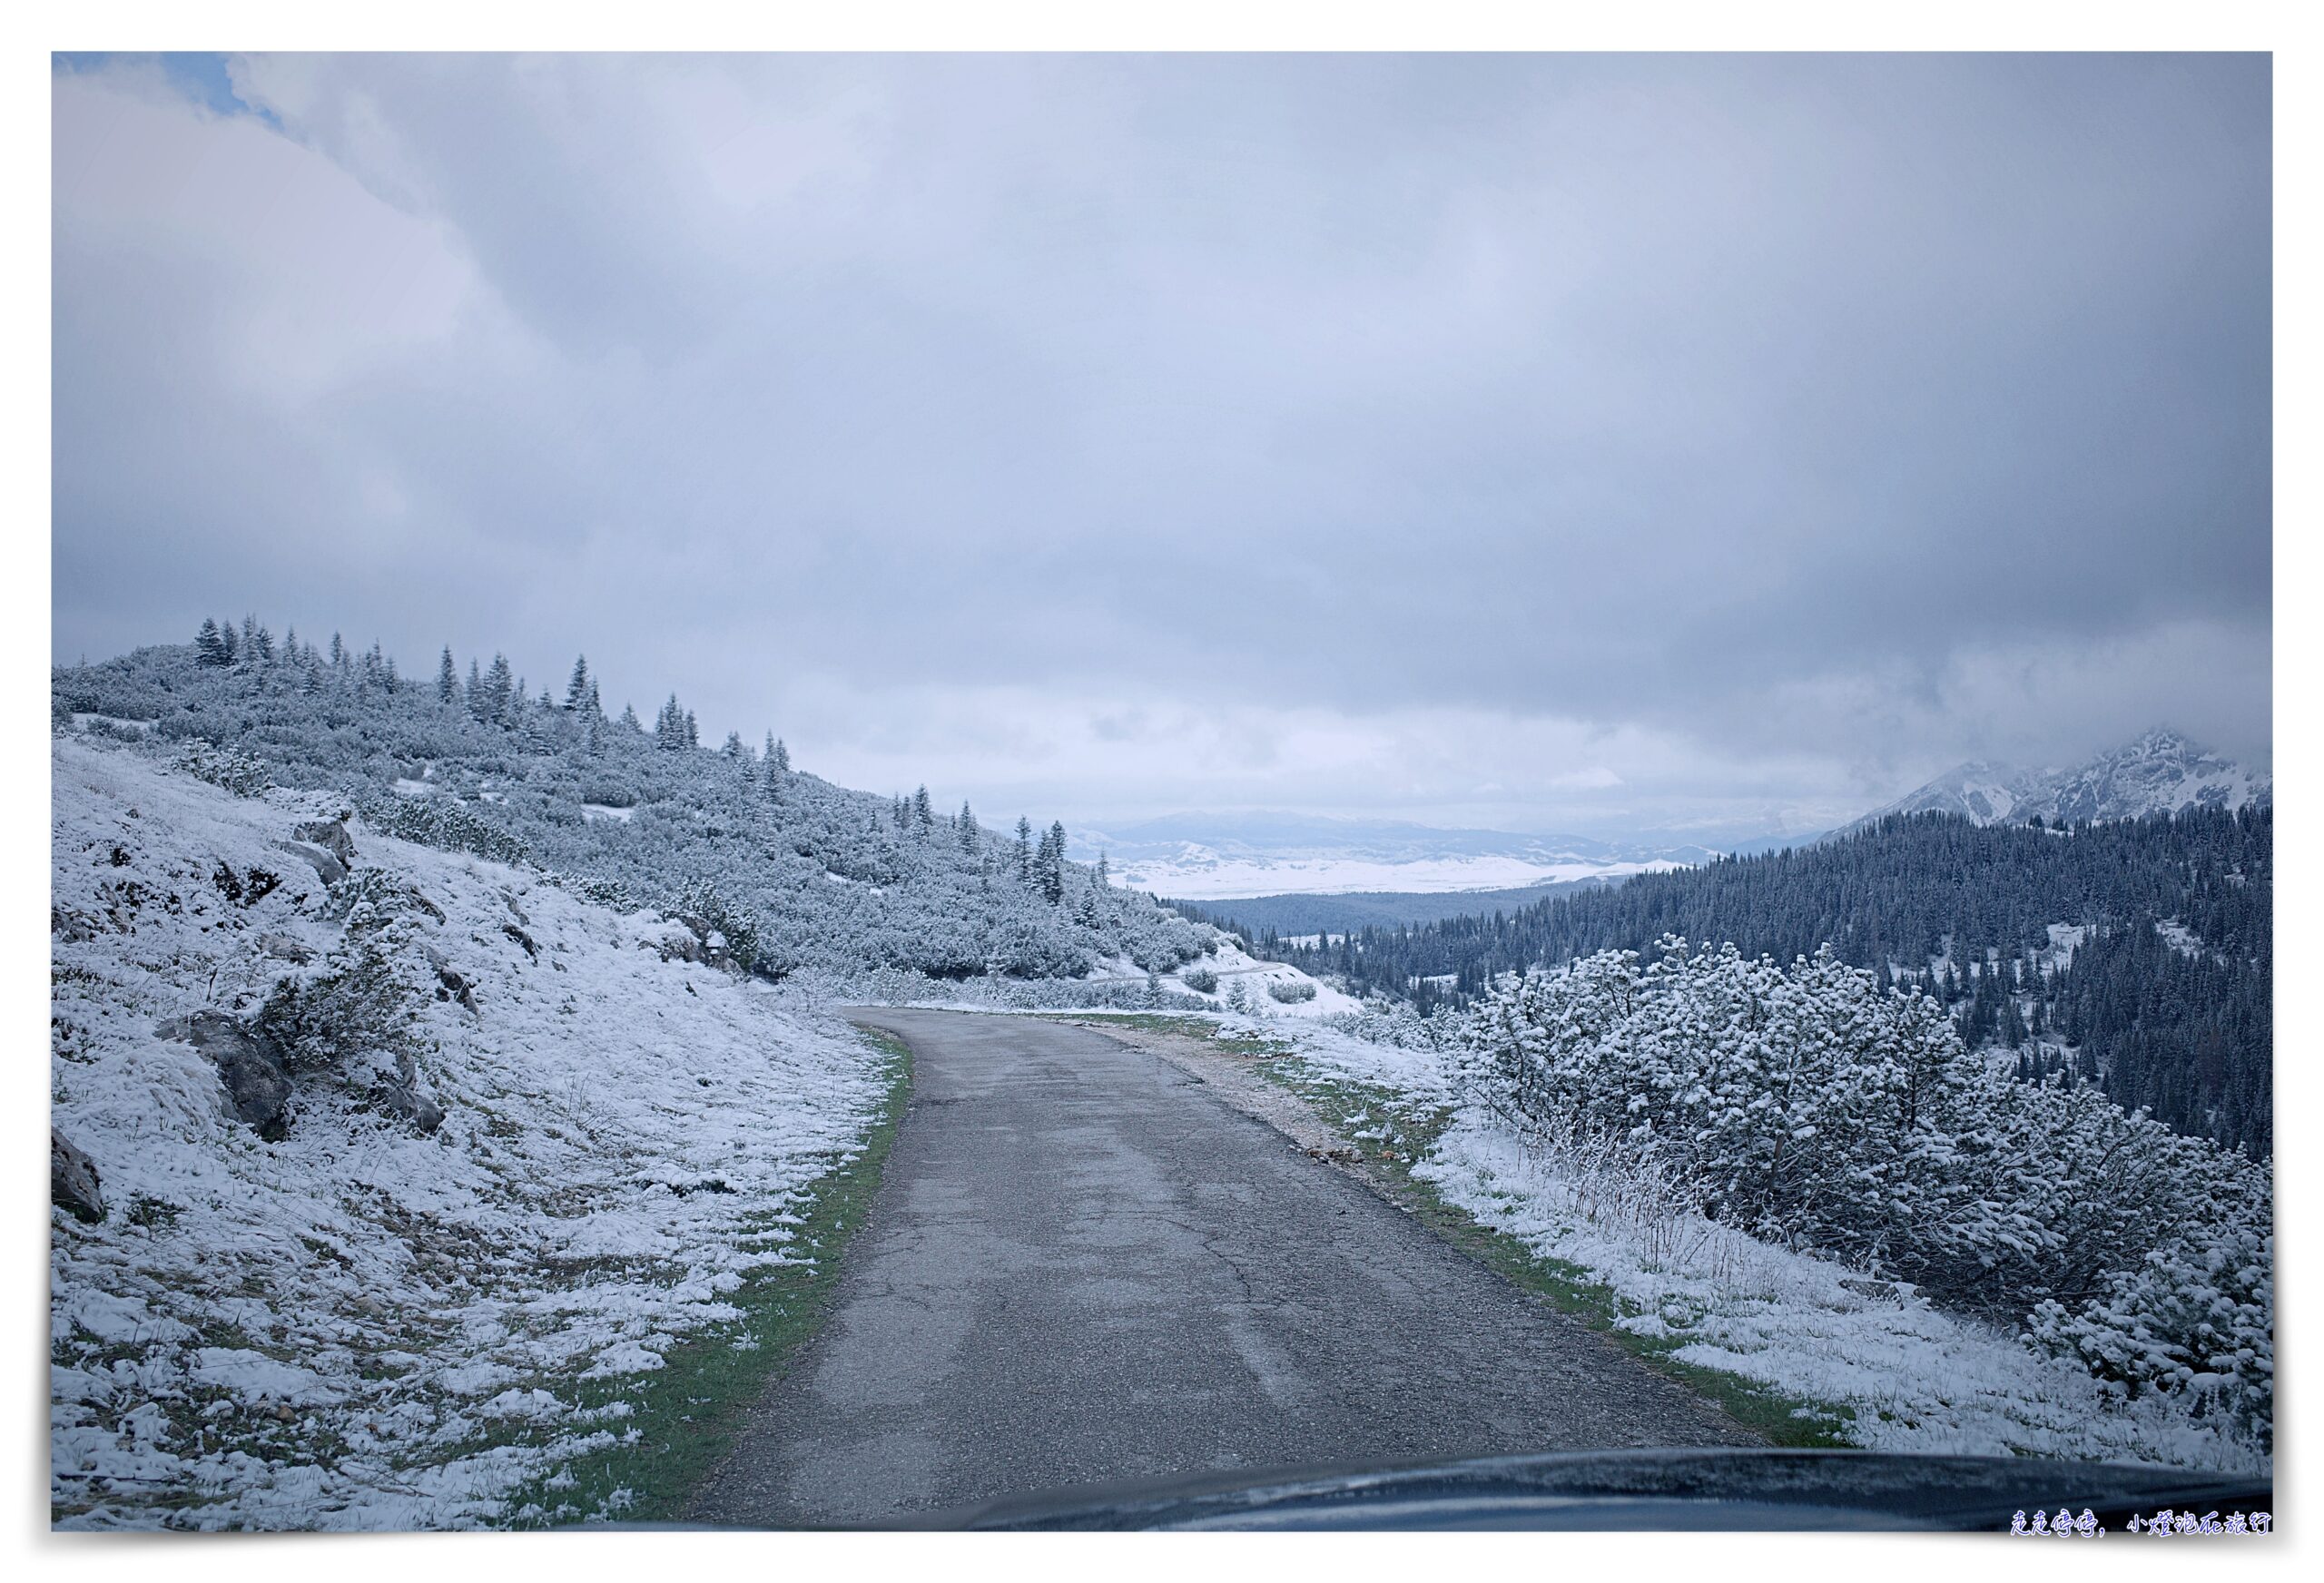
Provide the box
[689,1009,1753,1527]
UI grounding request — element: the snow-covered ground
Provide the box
[1257,1023,2269,1477]
[50,738,891,1529]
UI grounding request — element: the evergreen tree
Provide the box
[195,618,228,667]
[483,654,516,723]
[437,646,458,704]
[1015,817,1034,884]
[466,658,485,717]
[958,801,979,854]
[565,655,591,711]
[912,785,934,834]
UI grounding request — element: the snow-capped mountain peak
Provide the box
[1854,729,2269,831]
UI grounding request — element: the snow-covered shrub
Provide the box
[1182,967,1218,994]
[1267,978,1316,1003]
[364,791,532,867]
[178,742,271,797]
[2027,1226,2273,1440]
[1451,935,2273,1437]
[254,917,429,1076]
[1322,1000,1452,1051]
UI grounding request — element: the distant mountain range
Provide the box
[1067,812,1715,901]
[1072,730,2269,904]
[1847,729,2270,832]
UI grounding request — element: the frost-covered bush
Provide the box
[1324,1000,1450,1050]
[1182,968,1218,994]
[2028,1227,2273,1440]
[363,791,532,867]
[1267,979,1316,1003]
[254,925,429,1076]
[1452,936,2272,1440]
[177,742,271,798]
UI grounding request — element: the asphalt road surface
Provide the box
[689,1008,1754,1527]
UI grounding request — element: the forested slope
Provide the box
[1268,810,2272,1155]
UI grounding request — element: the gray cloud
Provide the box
[52,53,2270,834]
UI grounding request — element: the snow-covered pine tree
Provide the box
[1015,817,1034,884]
[958,801,978,853]
[565,655,591,711]
[195,618,227,667]
[483,654,515,724]
[438,647,458,705]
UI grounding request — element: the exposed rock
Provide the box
[51,1128,104,1224]
[292,815,357,870]
[665,913,734,969]
[501,922,538,960]
[163,1011,293,1138]
[359,1051,446,1135]
[424,946,478,1012]
[273,840,347,887]
[259,932,313,964]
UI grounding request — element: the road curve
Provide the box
[688,1008,1753,1527]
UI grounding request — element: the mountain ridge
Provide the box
[1848,728,2270,832]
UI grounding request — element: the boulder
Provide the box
[51,1128,104,1224]
[273,840,347,887]
[424,946,478,1012]
[292,816,357,870]
[359,1051,446,1135]
[259,932,314,965]
[164,1011,293,1138]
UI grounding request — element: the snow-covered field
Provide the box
[50,738,890,1529]
[1115,850,1687,900]
[1249,1023,2270,1477]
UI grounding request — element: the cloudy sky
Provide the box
[51,53,2270,841]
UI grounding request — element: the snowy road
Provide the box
[688,1008,1753,1526]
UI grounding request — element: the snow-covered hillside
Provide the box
[1853,729,2269,831]
[1070,811,1709,900]
[52,636,1217,988]
[50,737,891,1529]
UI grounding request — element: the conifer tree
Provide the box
[958,801,979,853]
[195,618,227,667]
[438,646,458,705]
[565,655,591,711]
[1015,817,1034,884]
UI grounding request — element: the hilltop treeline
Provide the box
[54,624,1218,984]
